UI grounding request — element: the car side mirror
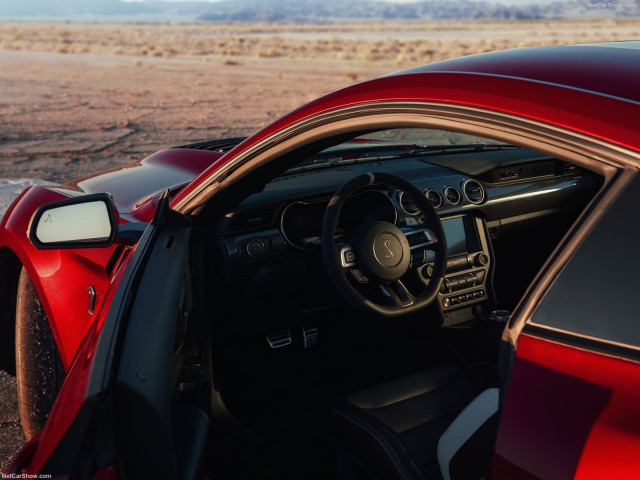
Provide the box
[29,194,117,249]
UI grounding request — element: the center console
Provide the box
[422,215,494,326]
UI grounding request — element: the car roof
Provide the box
[393,42,640,104]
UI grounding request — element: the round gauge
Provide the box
[397,191,420,215]
[462,179,485,204]
[444,186,461,205]
[424,189,443,208]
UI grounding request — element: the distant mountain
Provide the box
[194,0,586,22]
[1,0,637,21]
[0,0,200,18]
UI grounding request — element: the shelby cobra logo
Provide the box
[374,233,402,267]
[383,239,396,259]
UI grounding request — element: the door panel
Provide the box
[493,333,640,479]
[493,174,640,479]
[115,214,192,479]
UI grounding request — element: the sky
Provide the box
[121,0,425,2]
[120,0,560,3]
[121,0,430,2]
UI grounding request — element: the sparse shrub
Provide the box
[344,71,358,82]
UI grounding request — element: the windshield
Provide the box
[353,128,507,145]
[286,128,515,173]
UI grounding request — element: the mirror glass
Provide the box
[35,200,113,245]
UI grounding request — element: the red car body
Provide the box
[2,42,640,478]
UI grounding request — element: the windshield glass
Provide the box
[286,127,514,173]
[352,128,507,146]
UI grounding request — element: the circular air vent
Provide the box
[397,191,420,215]
[462,179,485,204]
[444,186,461,205]
[424,189,443,208]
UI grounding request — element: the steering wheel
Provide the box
[321,172,447,316]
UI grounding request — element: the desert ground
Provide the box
[1,18,638,471]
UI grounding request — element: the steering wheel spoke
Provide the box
[402,227,440,270]
[402,227,438,250]
[339,244,357,268]
[338,243,370,283]
[349,268,370,283]
[379,280,414,308]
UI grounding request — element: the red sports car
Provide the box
[2,42,640,479]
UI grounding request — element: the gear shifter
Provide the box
[489,309,511,323]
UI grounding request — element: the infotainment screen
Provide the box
[425,216,469,263]
[443,216,468,257]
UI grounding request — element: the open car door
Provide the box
[492,175,640,479]
[10,192,209,479]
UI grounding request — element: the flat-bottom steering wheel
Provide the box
[321,172,447,316]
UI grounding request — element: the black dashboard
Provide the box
[213,147,600,326]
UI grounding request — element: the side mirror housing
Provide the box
[29,194,117,249]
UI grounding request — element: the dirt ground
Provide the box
[0,48,388,184]
[0,371,24,473]
[0,18,637,471]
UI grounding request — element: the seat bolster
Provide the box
[345,364,460,409]
[436,388,499,480]
[332,404,425,480]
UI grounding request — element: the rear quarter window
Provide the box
[530,174,640,350]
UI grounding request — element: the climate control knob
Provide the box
[475,252,489,266]
[246,239,267,259]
